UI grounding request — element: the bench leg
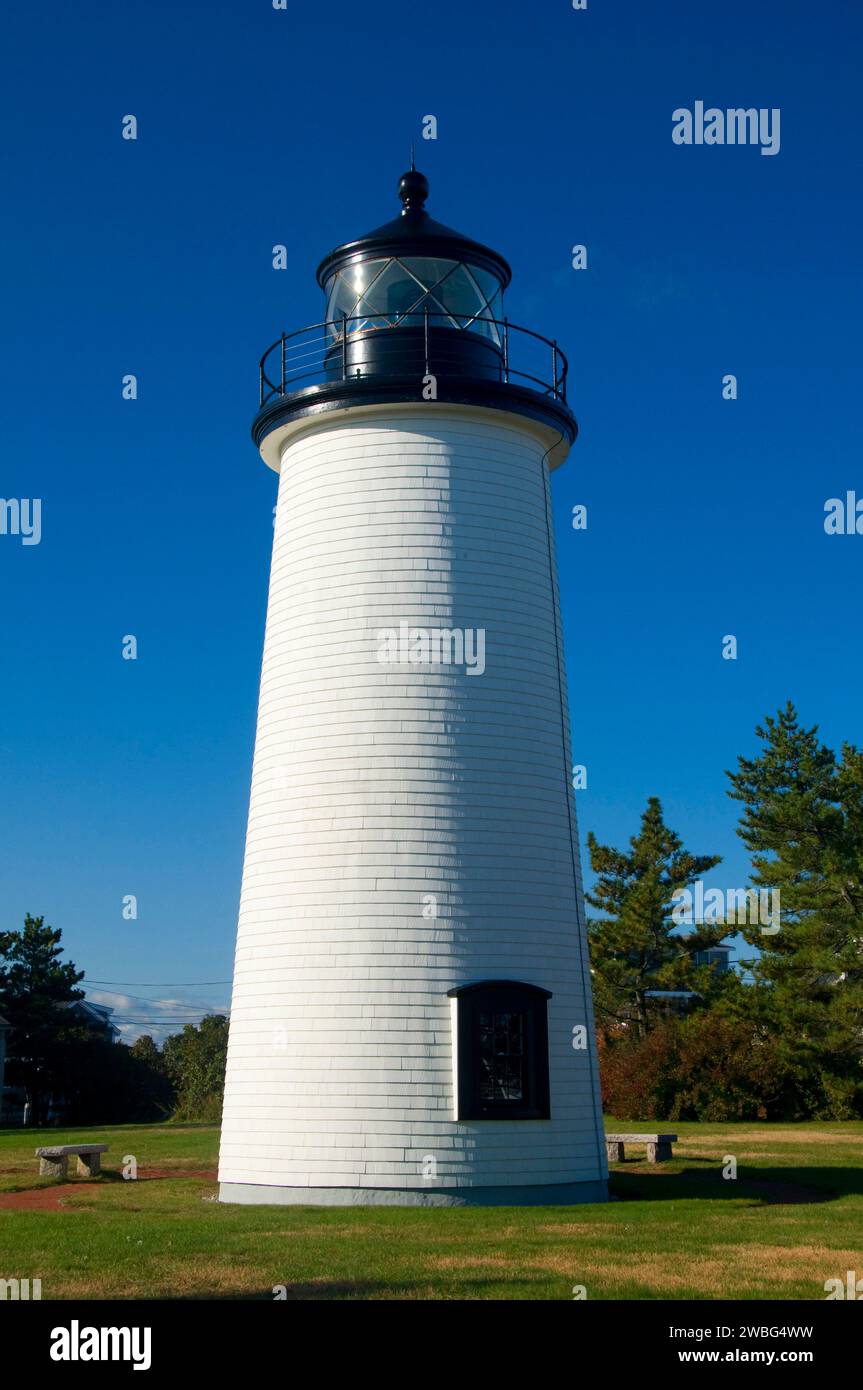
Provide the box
[39,1156,68,1179]
[646,1142,673,1163]
[605,1140,625,1163]
[77,1153,101,1177]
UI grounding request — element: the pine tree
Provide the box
[0,914,85,1123]
[727,702,863,1115]
[587,797,727,1037]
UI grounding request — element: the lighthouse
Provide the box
[218,168,608,1206]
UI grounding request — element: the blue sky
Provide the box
[1,0,860,1038]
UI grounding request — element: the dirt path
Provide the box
[0,1169,218,1210]
[0,1184,86,1211]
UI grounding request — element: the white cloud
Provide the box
[84,989,229,1045]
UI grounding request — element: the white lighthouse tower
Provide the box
[218,168,608,1206]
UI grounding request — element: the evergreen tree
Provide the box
[0,914,85,1122]
[727,702,863,1115]
[587,797,728,1037]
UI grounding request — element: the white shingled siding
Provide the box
[218,407,607,1195]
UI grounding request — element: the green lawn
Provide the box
[1,1120,860,1299]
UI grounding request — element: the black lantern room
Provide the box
[253,168,576,455]
[317,167,509,380]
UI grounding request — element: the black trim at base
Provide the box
[252,375,577,454]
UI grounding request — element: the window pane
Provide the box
[471,266,503,306]
[325,274,357,335]
[424,294,460,329]
[432,263,486,321]
[399,258,460,293]
[361,260,425,318]
[327,258,504,344]
[342,259,389,304]
[478,1009,526,1103]
[325,262,389,335]
[500,1061,522,1100]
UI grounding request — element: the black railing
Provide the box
[257,309,569,407]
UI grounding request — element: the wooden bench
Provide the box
[35,1143,108,1178]
[605,1132,677,1163]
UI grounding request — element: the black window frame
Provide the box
[448,980,551,1121]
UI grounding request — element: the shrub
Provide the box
[598,1011,826,1122]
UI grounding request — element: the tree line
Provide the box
[0,917,227,1126]
[589,703,863,1120]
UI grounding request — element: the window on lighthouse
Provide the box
[479,1009,526,1103]
[448,981,551,1121]
[324,257,503,344]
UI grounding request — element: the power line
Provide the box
[112,1015,229,1025]
[111,1017,223,1028]
[83,978,232,987]
[85,989,226,1010]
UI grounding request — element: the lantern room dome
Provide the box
[252,165,576,469]
[316,168,511,346]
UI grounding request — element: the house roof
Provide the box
[59,999,115,1019]
[58,999,120,1037]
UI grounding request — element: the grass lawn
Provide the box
[0,1120,860,1299]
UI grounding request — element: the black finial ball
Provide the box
[398,168,429,213]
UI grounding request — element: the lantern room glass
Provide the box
[324,256,503,344]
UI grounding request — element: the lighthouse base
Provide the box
[219,1180,608,1208]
